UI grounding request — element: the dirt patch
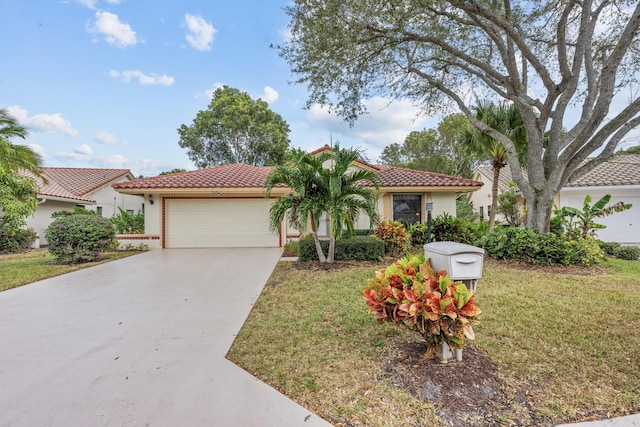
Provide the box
[380,333,552,426]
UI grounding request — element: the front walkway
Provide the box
[0,249,331,426]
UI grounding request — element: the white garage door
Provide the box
[562,192,640,245]
[165,198,279,248]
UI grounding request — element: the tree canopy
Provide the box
[178,86,291,168]
[278,0,640,232]
[380,113,477,178]
[0,109,43,228]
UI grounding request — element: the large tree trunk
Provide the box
[309,212,327,263]
[524,191,554,233]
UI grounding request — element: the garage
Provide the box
[164,198,280,248]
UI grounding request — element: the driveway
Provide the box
[0,249,331,427]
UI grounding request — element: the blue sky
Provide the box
[1,0,438,177]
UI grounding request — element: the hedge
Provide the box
[298,236,384,261]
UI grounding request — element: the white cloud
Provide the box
[105,0,122,4]
[76,0,98,9]
[259,86,279,104]
[7,105,79,138]
[95,130,128,145]
[26,144,45,157]
[307,97,432,148]
[109,69,175,86]
[74,144,93,156]
[278,27,292,42]
[184,13,216,51]
[88,11,137,48]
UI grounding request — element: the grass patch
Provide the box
[228,262,442,427]
[0,249,143,292]
[229,258,640,426]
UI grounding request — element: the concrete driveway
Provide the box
[0,249,331,427]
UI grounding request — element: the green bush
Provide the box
[298,236,384,261]
[615,245,640,261]
[51,207,98,218]
[598,241,622,256]
[45,214,116,263]
[431,213,485,245]
[0,226,36,252]
[408,222,431,247]
[111,207,144,234]
[477,227,602,266]
[374,220,409,256]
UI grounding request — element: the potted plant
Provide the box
[363,254,482,361]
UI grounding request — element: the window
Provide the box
[127,209,134,215]
[487,205,492,217]
[96,206,103,217]
[479,206,484,220]
[393,195,421,225]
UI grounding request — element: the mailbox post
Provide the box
[424,241,485,362]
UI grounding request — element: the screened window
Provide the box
[479,206,484,220]
[393,195,422,225]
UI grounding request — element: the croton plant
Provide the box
[363,254,481,357]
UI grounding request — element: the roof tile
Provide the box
[28,168,132,203]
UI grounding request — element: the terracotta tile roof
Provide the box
[32,167,132,203]
[112,163,281,190]
[567,154,640,187]
[113,163,481,190]
[374,165,482,188]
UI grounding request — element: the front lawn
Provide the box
[228,258,640,426]
[0,249,143,292]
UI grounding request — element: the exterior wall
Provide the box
[430,193,457,218]
[116,234,161,250]
[467,172,504,222]
[557,185,640,245]
[85,176,144,218]
[144,193,161,235]
[25,199,87,246]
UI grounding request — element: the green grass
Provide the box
[228,258,640,426]
[0,249,143,292]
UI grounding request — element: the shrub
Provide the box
[431,213,485,245]
[615,245,640,261]
[0,226,36,253]
[598,241,621,257]
[111,207,144,234]
[477,227,602,266]
[374,220,409,256]
[51,207,98,218]
[45,214,116,263]
[298,236,384,261]
[363,253,481,358]
[408,222,431,247]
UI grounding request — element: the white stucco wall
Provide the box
[85,176,144,218]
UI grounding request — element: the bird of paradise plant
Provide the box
[363,254,481,358]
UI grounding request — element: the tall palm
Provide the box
[266,148,330,262]
[265,144,379,263]
[319,144,380,262]
[459,101,527,229]
[0,109,44,176]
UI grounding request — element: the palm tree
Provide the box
[265,144,379,263]
[319,144,380,262]
[0,109,44,176]
[459,102,527,230]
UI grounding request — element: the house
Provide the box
[26,168,144,246]
[112,146,483,249]
[468,155,640,244]
[557,154,640,245]
[468,165,521,223]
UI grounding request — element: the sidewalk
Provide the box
[557,413,640,427]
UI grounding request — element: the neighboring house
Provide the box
[113,145,483,249]
[469,155,640,244]
[468,165,520,223]
[26,168,144,246]
[557,154,640,245]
